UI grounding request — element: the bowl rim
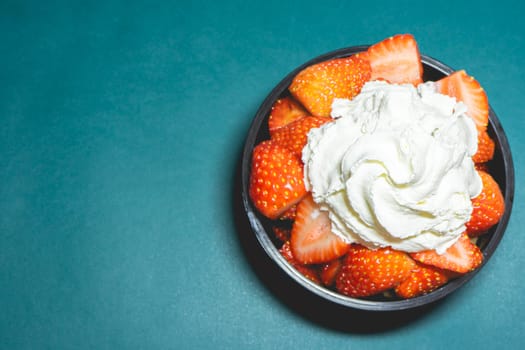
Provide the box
[241,45,515,311]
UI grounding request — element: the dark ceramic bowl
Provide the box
[241,46,514,311]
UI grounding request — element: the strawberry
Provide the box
[466,170,505,236]
[290,195,349,264]
[411,233,483,273]
[473,129,495,164]
[268,96,309,136]
[435,70,489,130]
[335,245,416,298]
[320,258,343,287]
[289,54,371,117]
[279,241,320,284]
[364,33,423,86]
[395,262,452,299]
[249,140,307,220]
[271,115,331,157]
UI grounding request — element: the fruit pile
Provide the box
[249,34,505,299]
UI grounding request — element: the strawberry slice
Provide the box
[336,245,416,297]
[268,97,309,136]
[279,241,320,284]
[320,258,343,287]
[290,195,349,264]
[435,70,489,130]
[473,129,495,164]
[466,170,505,236]
[411,233,483,274]
[249,140,307,219]
[364,33,423,86]
[395,262,452,299]
[271,115,332,157]
[289,54,371,117]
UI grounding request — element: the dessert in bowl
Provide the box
[241,34,514,311]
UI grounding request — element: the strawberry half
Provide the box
[289,54,371,117]
[395,262,452,299]
[435,70,489,130]
[279,241,320,284]
[271,115,331,157]
[249,140,307,220]
[466,170,505,236]
[473,129,495,164]
[268,97,309,136]
[336,245,416,298]
[364,33,423,86]
[290,195,349,264]
[411,233,483,274]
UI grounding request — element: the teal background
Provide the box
[1,0,524,349]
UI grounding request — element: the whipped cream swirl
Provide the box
[302,81,482,253]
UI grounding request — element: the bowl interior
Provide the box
[241,46,515,311]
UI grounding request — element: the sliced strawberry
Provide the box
[473,129,495,164]
[335,245,416,298]
[320,258,343,287]
[289,54,371,117]
[411,233,483,273]
[395,262,452,299]
[279,241,320,284]
[271,115,331,157]
[268,96,309,136]
[364,33,423,86]
[290,195,349,264]
[249,140,307,220]
[272,226,291,243]
[435,70,489,130]
[466,170,505,236]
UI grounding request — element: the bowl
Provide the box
[241,46,514,311]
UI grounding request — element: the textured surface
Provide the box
[1,0,524,349]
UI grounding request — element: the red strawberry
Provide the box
[473,129,495,164]
[290,195,349,264]
[249,140,307,219]
[320,258,343,287]
[364,33,423,86]
[411,233,483,273]
[271,116,332,157]
[279,241,320,284]
[268,97,309,136]
[272,226,291,243]
[335,245,416,298]
[395,262,452,299]
[466,170,505,236]
[435,70,489,130]
[289,54,371,117]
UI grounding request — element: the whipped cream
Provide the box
[302,81,482,253]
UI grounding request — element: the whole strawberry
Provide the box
[249,140,307,220]
[336,245,416,298]
[395,262,452,299]
[271,116,331,157]
[466,170,505,236]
